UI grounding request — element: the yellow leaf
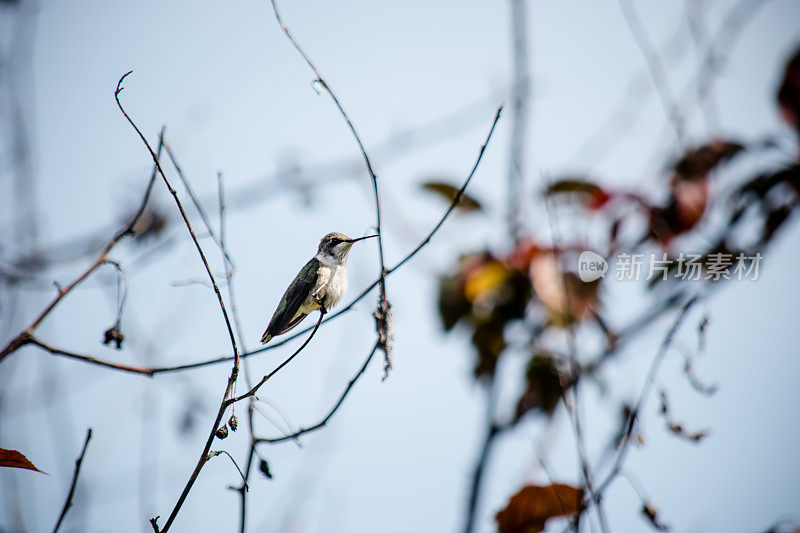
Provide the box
[464,261,509,302]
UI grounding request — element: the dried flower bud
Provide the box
[259,459,272,479]
[215,426,229,440]
[228,414,238,432]
[102,326,125,350]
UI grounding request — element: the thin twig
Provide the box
[227,311,326,405]
[0,128,166,362]
[507,0,530,244]
[593,295,700,499]
[113,71,241,533]
[255,341,380,444]
[145,105,502,374]
[26,336,154,376]
[463,377,505,533]
[163,142,233,268]
[208,450,248,491]
[618,0,685,145]
[540,171,607,533]
[52,428,92,533]
[0,107,503,380]
[216,170,257,533]
[269,0,387,298]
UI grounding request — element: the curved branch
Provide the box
[113,72,240,533]
[255,341,379,444]
[270,0,387,298]
[227,310,326,405]
[149,104,503,374]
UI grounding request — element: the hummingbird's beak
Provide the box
[347,234,378,243]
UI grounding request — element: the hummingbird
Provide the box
[260,232,377,344]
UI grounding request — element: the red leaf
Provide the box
[0,448,47,474]
[496,483,583,533]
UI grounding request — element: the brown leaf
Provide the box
[0,448,46,474]
[421,181,481,211]
[496,483,583,533]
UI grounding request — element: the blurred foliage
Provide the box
[495,483,583,533]
[421,180,482,212]
[434,45,800,510]
[438,252,531,378]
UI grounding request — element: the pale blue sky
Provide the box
[1,1,799,532]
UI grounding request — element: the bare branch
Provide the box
[145,105,503,375]
[227,311,326,405]
[270,0,388,298]
[52,428,92,533]
[255,341,380,444]
[618,0,685,145]
[0,128,165,363]
[593,295,701,500]
[25,336,154,376]
[113,71,240,533]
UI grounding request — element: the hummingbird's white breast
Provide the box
[307,252,348,310]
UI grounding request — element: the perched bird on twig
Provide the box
[261,232,376,344]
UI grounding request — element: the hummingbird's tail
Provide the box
[260,331,272,344]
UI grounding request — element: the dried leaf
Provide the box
[515,354,563,420]
[471,320,507,378]
[544,178,610,209]
[102,326,124,350]
[373,297,393,380]
[496,483,583,533]
[673,140,745,181]
[259,459,272,479]
[131,206,167,242]
[437,271,471,331]
[0,448,46,474]
[658,390,708,443]
[421,181,481,211]
[641,504,670,531]
[777,45,800,131]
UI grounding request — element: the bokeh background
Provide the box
[1,1,800,532]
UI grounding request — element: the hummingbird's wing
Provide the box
[261,257,320,344]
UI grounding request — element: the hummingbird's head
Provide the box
[318,232,377,262]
